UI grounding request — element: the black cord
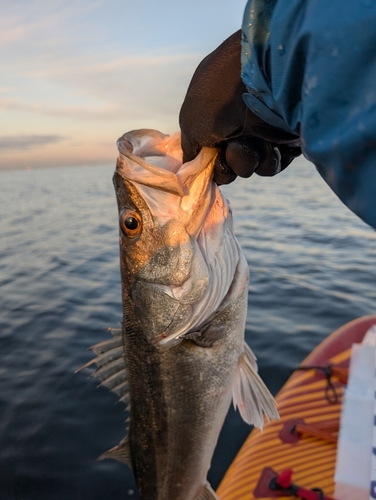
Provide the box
[294,365,338,404]
[269,477,325,499]
[312,487,325,500]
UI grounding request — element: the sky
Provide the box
[0,0,247,170]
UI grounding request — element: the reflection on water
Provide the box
[0,159,375,499]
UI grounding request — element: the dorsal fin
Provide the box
[77,328,132,470]
[231,342,279,429]
[98,435,132,470]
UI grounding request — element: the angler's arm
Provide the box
[180,0,376,229]
[241,0,376,229]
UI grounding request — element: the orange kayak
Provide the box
[217,315,376,500]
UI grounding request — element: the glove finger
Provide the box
[181,134,200,164]
[255,143,302,177]
[256,143,302,176]
[213,148,238,185]
[225,137,265,177]
[213,136,283,184]
[224,136,283,178]
[254,142,283,176]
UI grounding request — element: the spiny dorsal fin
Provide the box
[76,327,130,409]
[231,342,279,429]
[98,435,132,470]
[195,482,219,500]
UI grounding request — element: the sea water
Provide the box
[0,158,375,499]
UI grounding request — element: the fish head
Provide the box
[114,130,221,346]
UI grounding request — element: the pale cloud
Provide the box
[0,135,66,151]
[0,0,246,169]
[0,98,117,121]
[0,51,201,124]
[0,26,31,47]
[0,138,116,171]
[0,0,107,49]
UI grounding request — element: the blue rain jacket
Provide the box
[241,0,376,229]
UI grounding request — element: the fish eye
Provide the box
[120,209,142,239]
[124,216,138,230]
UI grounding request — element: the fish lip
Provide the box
[116,135,133,155]
[117,129,171,157]
[115,146,186,197]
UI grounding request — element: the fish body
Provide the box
[84,130,278,500]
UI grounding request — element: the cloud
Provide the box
[0,1,207,125]
[0,98,117,121]
[0,0,246,169]
[0,135,66,151]
[0,25,31,47]
[0,50,202,127]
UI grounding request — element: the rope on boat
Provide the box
[294,364,348,404]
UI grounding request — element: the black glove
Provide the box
[179,30,301,185]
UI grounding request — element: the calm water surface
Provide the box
[0,159,375,499]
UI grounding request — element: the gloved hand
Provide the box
[179,30,301,184]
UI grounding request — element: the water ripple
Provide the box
[0,161,375,498]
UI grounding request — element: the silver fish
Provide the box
[81,129,278,500]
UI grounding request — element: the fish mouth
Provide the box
[117,129,173,158]
[116,130,186,196]
[116,130,219,235]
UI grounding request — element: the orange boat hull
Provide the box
[217,315,376,500]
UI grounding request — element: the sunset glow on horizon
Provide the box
[1,0,246,170]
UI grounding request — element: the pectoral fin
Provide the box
[98,435,132,470]
[232,342,279,429]
[195,482,220,500]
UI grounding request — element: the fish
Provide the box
[80,129,278,500]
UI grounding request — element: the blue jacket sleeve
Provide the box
[241,0,376,229]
